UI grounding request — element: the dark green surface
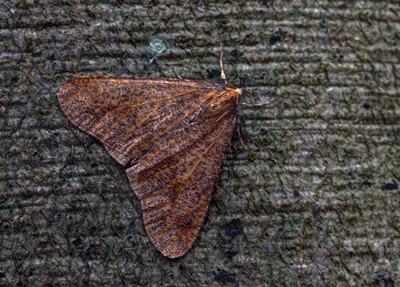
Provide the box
[0,0,399,286]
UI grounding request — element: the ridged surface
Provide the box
[0,0,399,286]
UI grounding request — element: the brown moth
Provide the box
[58,75,242,258]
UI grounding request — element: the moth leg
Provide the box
[240,91,282,107]
[238,90,282,153]
[172,65,182,79]
[236,117,257,155]
[220,40,228,85]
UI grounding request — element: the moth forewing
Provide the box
[58,76,239,258]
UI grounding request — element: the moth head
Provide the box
[206,87,241,115]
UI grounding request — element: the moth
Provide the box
[58,47,278,258]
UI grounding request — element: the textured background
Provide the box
[1,0,399,286]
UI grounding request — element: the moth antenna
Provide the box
[220,40,228,85]
[240,91,282,107]
[236,117,257,155]
[172,65,182,79]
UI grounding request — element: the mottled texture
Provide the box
[1,0,400,286]
[59,76,240,257]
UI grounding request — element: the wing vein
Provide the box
[122,98,204,158]
[114,103,162,147]
[162,223,197,249]
[70,84,119,116]
[89,105,134,132]
[91,102,162,140]
[152,199,204,240]
[61,82,100,103]
[132,89,201,109]
[142,120,229,229]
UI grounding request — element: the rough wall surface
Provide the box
[0,0,399,286]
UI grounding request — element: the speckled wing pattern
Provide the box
[58,76,240,258]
